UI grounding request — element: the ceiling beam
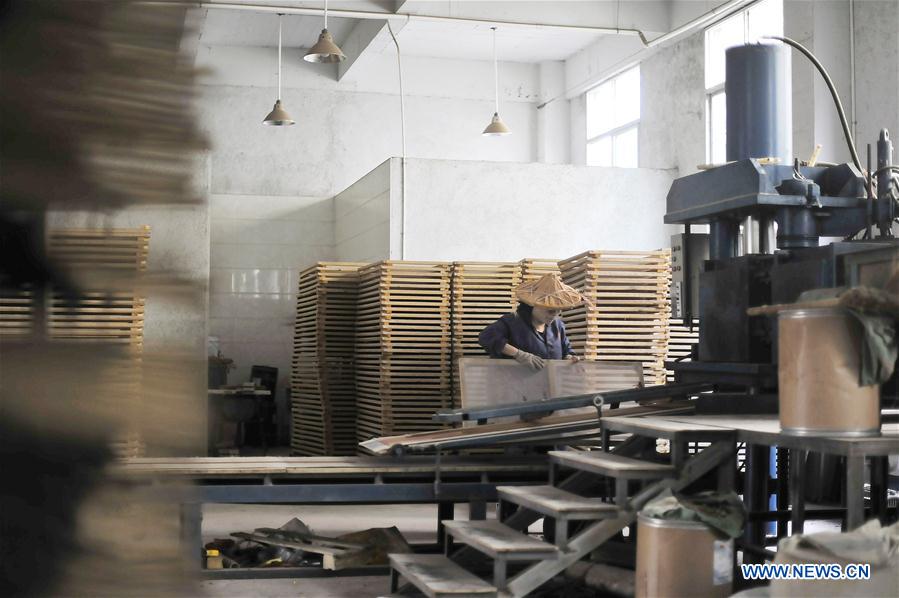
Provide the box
[337,18,392,81]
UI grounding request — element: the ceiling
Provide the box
[363,19,606,63]
[199,10,358,48]
[197,6,612,64]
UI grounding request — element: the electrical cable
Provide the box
[765,35,863,172]
[386,20,406,258]
[872,165,899,177]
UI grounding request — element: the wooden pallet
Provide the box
[518,258,561,283]
[0,226,152,458]
[559,250,672,386]
[290,262,366,456]
[355,261,453,444]
[450,262,522,407]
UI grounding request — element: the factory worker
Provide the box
[478,273,584,370]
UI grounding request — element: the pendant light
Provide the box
[263,15,295,126]
[304,0,346,63]
[482,26,511,136]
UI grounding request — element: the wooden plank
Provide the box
[497,485,619,518]
[442,520,558,558]
[389,554,497,598]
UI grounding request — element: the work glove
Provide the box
[514,349,545,371]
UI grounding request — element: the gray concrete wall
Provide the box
[334,159,393,262]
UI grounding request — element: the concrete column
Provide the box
[537,61,571,164]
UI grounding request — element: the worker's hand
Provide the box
[514,349,546,371]
[567,354,583,363]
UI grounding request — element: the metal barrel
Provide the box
[635,514,733,598]
[778,308,881,436]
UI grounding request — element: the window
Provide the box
[586,66,640,168]
[704,0,783,164]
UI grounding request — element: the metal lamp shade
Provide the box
[263,100,295,126]
[482,112,511,136]
[304,29,346,63]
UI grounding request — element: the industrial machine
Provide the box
[665,42,898,402]
[663,40,899,560]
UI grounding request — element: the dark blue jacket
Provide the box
[478,312,575,359]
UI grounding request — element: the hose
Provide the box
[764,36,863,172]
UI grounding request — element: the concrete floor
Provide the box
[200,503,497,598]
[198,502,845,597]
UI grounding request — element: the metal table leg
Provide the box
[789,448,807,535]
[438,501,454,553]
[555,517,569,551]
[493,558,507,589]
[870,456,888,523]
[743,445,769,564]
[615,478,628,507]
[845,455,865,530]
[389,567,399,592]
[180,502,203,571]
[469,500,487,521]
[776,447,789,540]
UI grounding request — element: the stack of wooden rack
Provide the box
[559,249,672,385]
[518,258,561,282]
[51,228,150,458]
[449,262,521,407]
[355,261,453,443]
[290,263,365,456]
[666,318,700,382]
[0,287,34,337]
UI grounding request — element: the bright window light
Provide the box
[585,66,640,168]
[704,0,783,163]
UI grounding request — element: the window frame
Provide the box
[585,66,641,168]
[703,0,783,164]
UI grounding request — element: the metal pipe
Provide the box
[143,1,643,36]
[761,217,776,254]
[557,0,759,102]
[849,0,857,145]
[741,215,759,255]
[709,220,738,260]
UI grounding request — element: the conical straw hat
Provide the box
[515,273,586,308]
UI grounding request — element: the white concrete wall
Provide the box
[197,45,541,387]
[853,0,899,155]
[197,45,540,198]
[567,0,899,176]
[334,159,393,262]
[537,61,571,164]
[396,158,678,261]
[639,32,707,174]
[208,193,333,398]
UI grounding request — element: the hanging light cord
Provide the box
[387,21,406,159]
[277,14,282,99]
[491,26,499,113]
[387,20,407,258]
[324,0,328,29]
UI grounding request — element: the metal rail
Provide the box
[433,381,714,423]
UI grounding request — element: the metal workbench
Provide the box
[112,455,547,579]
[602,414,899,537]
